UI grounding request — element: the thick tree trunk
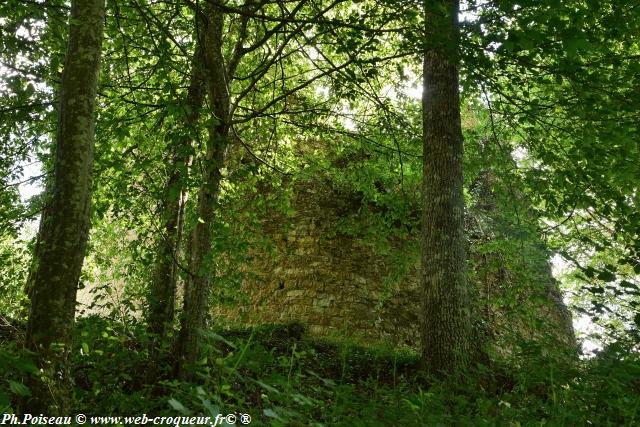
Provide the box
[147,43,206,342]
[175,0,230,379]
[421,0,472,374]
[23,0,104,414]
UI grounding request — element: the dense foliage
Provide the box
[2,320,640,424]
[1,0,639,422]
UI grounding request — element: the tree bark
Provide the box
[147,43,206,342]
[23,0,104,414]
[421,0,472,375]
[175,0,230,379]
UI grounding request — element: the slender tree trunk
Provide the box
[23,0,104,414]
[421,0,472,375]
[175,0,230,379]
[147,43,206,342]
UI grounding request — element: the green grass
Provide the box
[2,317,639,426]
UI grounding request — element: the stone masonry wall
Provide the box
[213,177,575,349]
[214,179,422,346]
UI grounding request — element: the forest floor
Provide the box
[2,317,640,426]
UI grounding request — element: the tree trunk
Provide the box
[147,43,206,342]
[421,0,472,375]
[23,0,104,414]
[175,0,230,379]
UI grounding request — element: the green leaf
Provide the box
[201,330,237,349]
[13,357,37,373]
[254,379,280,394]
[263,408,283,420]
[168,398,190,414]
[620,280,639,290]
[584,267,596,278]
[200,399,220,418]
[555,74,563,85]
[597,270,616,282]
[8,380,31,397]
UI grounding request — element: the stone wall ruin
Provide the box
[213,175,575,350]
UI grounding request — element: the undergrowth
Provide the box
[1,316,639,425]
